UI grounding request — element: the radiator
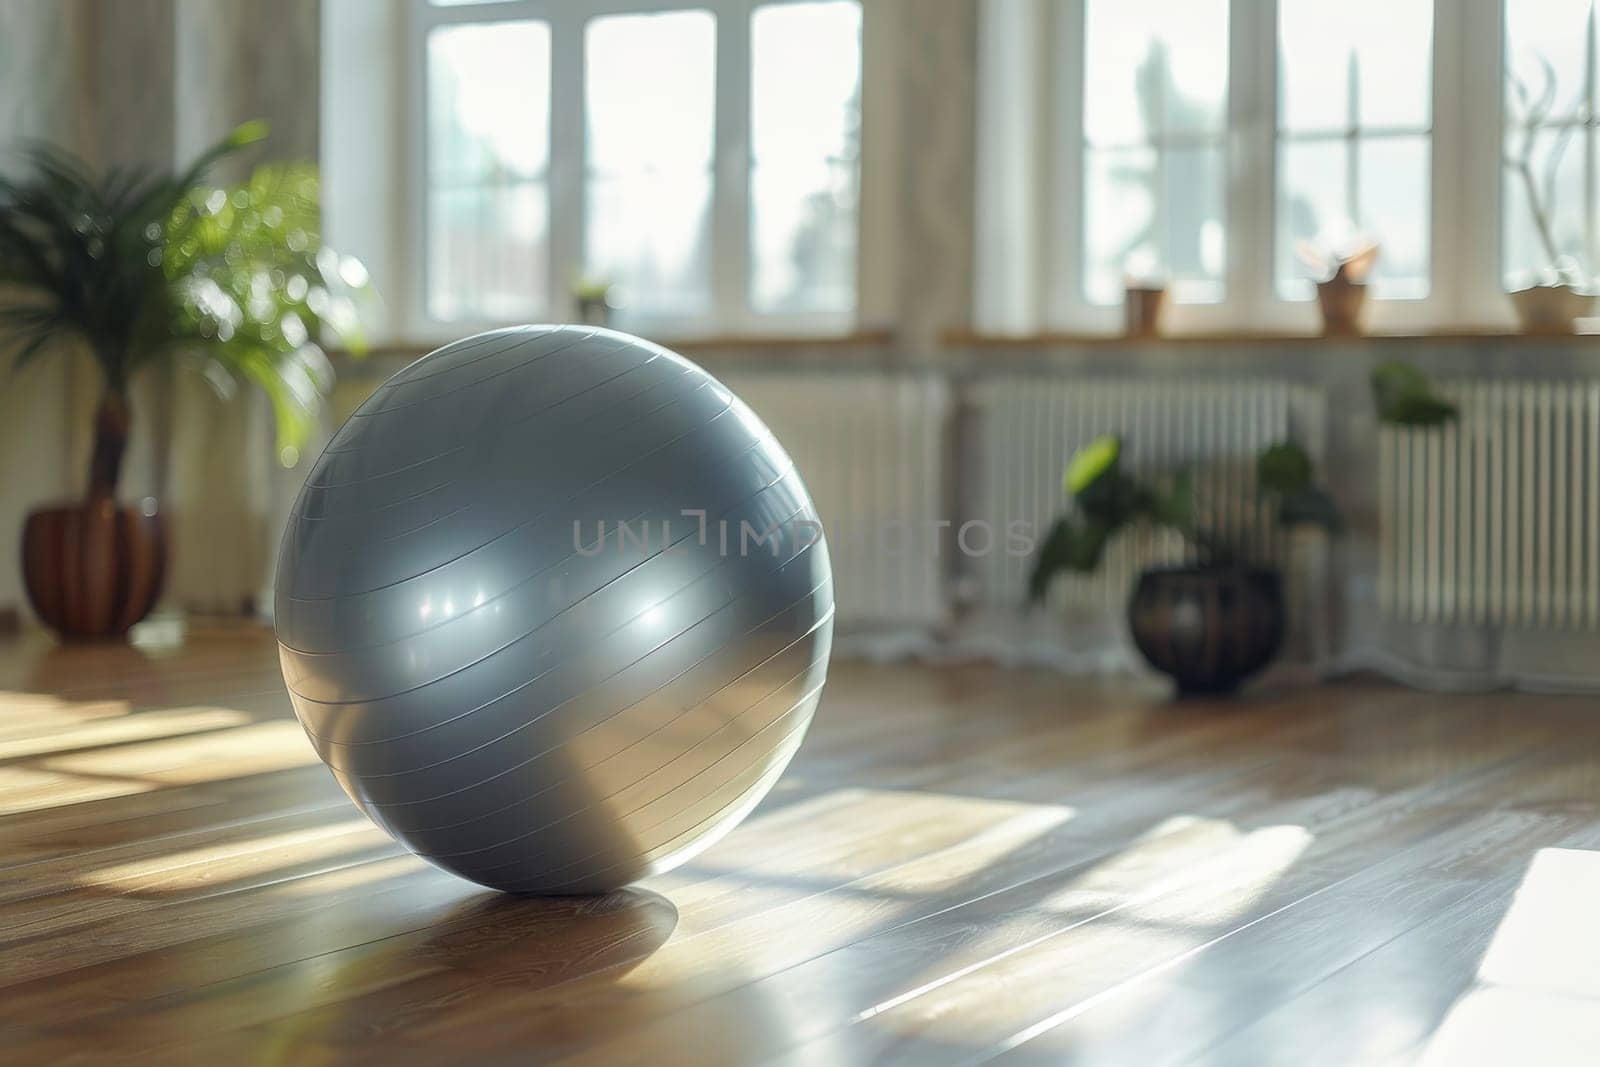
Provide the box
[970,376,1322,614]
[1379,381,1600,630]
[717,369,951,630]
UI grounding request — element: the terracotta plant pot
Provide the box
[1127,565,1285,695]
[1123,285,1167,338]
[1315,277,1368,336]
[21,499,167,640]
[1509,284,1595,335]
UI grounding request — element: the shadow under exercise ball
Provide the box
[274,326,835,894]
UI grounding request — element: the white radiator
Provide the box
[971,376,1323,613]
[1379,381,1600,630]
[717,369,951,630]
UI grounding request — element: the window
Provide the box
[1504,0,1595,290]
[584,10,717,317]
[977,1,1521,334]
[426,21,552,321]
[750,1,861,314]
[1276,0,1433,300]
[416,0,862,333]
[1081,0,1229,305]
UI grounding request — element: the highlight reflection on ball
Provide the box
[274,326,834,894]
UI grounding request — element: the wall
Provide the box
[0,0,91,622]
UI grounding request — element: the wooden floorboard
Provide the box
[0,623,1598,1064]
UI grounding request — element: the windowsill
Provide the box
[651,329,895,350]
[332,329,895,366]
[942,327,1600,347]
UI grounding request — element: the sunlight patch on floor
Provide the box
[619,788,1076,987]
[868,821,1314,1054]
[0,706,251,760]
[1419,848,1600,1067]
[0,691,134,725]
[0,765,159,816]
[79,818,383,894]
[661,787,1076,910]
[40,721,318,783]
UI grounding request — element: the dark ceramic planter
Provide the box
[21,499,166,641]
[1128,565,1285,696]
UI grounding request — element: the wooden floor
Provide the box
[2,625,1599,1065]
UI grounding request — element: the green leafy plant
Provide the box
[0,121,365,498]
[1028,435,1341,604]
[1370,360,1458,427]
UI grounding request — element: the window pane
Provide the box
[587,173,713,315]
[429,184,549,321]
[1359,136,1429,298]
[1274,2,1432,300]
[585,10,716,316]
[1084,0,1228,146]
[1081,1,1227,305]
[1504,127,1588,288]
[1505,1,1593,288]
[426,21,551,320]
[1084,146,1157,306]
[750,1,861,314]
[1162,145,1225,301]
[1084,145,1223,305]
[1277,140,1348,301]
[1506,0,1591,127]
[1279,0,1432,134]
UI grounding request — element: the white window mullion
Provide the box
[974,0,1049,332]
[1429,0,1463,325]
[404,6,430,338]
[1226,0,1276,328]
[712,1,752,332]
[1449,0,1508,328]
[1048,0,1111,331]
[548,6,586,321]
[1588,6,1598,282]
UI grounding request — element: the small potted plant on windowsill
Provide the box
[1121,248,1167,338]
[1298,233,1379,336]
[1028,435,1342,695]
[572,275,617,327]
[0,123,366,640]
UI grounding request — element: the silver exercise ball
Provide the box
[274,326,834,894]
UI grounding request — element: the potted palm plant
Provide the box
[1029,436,1342,695]
[0,123,364,639]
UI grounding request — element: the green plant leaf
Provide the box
[1027,517,1073,604]
[163,161,367,459]
[1257,440,1314,494]
[1026,514,1120,604]
[1372,360,1459,427]
[1064,435,1121,496]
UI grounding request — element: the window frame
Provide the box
[977,0,1511,336]
[405,0,862,341]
